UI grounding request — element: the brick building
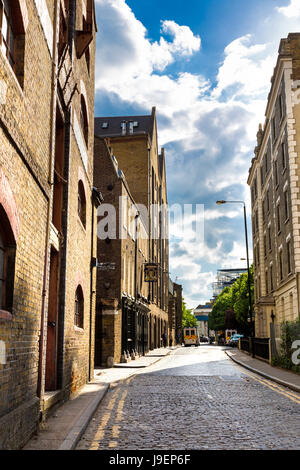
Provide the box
[0,0,98,449]
[168,279,183,345]
[93,137,150,366]
[94,108,170,363]
[248,33,300,340]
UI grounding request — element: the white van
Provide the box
[183,327,200,347]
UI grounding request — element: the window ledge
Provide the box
[0,49,24,98]
[77,215,87,233]
[74,325,84,333]
[0,310,12,321]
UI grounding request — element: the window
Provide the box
[284,190,289,221]
[272,116,276,142]
[58,4,68,60]
[266,189,270,214]
[1,0,15,69]
[277,203,281,233]
[274,160,279,187]
[78,180,86,228]
[265,269,268,295]
[74,285,84,328]
[268,225,272,251]
[287,241,292,274]
[281,141,286,170]
[0,205,16,312]
[80,95,89,146]
[121,122,126,135]
[264,153,268,173]
[0,230,4,308]
[82,15,90,73]
[0,0,25,86]
[270,265,273,291]
[279,250,283,281]
[264,234,267,257]
[279,93,283,121]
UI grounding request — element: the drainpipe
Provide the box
[89,188,103,381]
[37,0,60,400]
[134,211,140,300]
[56,0,77,390]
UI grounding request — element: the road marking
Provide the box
[234,364,300,404]
[89,378,132,450]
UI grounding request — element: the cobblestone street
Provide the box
[76,346,300,450]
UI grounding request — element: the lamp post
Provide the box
[216,200,254,347]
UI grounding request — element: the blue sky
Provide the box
[94,0,300,308]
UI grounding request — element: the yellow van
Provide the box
[183,327,200,347]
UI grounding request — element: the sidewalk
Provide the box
[22,347,176,451]
[225,348,300,393]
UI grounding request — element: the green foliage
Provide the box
[209,287,231,331]
[182,299,197,328]
[209,266,254,333]
[275,320,300,374]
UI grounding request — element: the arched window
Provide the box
[0,0,26,87]
[0,229,5,309]
[74,285,84,328]
[78,180,86,228]
[80,95,89,147]
[0,205,16,312]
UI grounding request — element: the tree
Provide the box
[209,266,254,334]
[209,286,232,331]
[182,299,197,328]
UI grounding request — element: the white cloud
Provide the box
[212,34,275,101]
[160,20,201,56]
[277,0,300,18]
[95,0,201,83]
[94,0,298,306]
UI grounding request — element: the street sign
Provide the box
[144,263,159,282]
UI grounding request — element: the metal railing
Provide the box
[253,338,270,361]
[240,337,269,361]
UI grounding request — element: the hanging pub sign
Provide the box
[144,263,159,282]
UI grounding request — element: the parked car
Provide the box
[228,334,244,347]
[200,336,209,343]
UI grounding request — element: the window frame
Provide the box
[0,0,26,87]
[80,95,89,147]
[74,285,84,329]
[78,179,86,229]
[0,0,16,69]
[0,204,16,314]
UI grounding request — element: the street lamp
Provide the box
[216,200,254,345]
